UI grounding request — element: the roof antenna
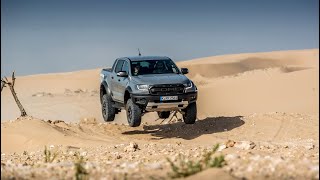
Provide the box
[138,48,141,56]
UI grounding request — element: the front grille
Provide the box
[150,84,185,95]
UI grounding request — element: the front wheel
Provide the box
[101,94,116,122]
[126,99,142,127]
[183,102,197,124]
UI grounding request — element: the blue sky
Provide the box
[1,0,319,76]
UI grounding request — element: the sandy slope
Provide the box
[1,49,319,179]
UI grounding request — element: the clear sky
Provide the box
[1,0,319,76]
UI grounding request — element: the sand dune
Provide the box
[2,49,318,121]
[1,49,319,179]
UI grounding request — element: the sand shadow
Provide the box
[280,66,311,73]
[185,57,312,79]
[122,116,245,140]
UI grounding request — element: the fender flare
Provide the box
[123,86,133,104]
[100,81,112,103]
[125,86,133,94]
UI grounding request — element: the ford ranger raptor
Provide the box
[100,56,197,127]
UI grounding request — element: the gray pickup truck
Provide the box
[100,56,197,127]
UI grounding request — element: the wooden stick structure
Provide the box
[1,71,27,116]
[159,110,183,124]
[1,81,5,92]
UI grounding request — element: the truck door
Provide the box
[111,60,124,101]
[117,61,130,103]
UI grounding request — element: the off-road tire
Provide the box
[101,94,116,122]
[183,102,197,124]
[126,99,142,127]
[157,111,170,119]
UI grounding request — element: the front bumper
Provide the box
[131,92,197,111]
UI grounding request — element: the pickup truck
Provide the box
[100,56,198,127]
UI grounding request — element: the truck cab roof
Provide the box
[120,56,171,61]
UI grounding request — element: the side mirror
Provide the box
[117,71,128,77]
[181,68,189,74]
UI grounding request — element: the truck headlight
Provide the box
[136,84,149,91]
[184,81,197,92]
[184,81,193,89]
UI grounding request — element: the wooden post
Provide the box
[1,72,27,116]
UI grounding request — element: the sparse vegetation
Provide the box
[74,153,88,180]
[201,144,225,168]
[23,150,28,156]
[167,144,226,178]
[43,146,58,163]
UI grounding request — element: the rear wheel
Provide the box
[183,102,197,124]
[126,99,142,127]
[101,94,116,121]
[157,111,170,119]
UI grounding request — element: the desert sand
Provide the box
[1,49,319,179]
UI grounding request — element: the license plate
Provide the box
[160,96,178,101]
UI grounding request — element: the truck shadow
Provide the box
[122,116,245,140]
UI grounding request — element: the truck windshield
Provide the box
[131,60,180,76]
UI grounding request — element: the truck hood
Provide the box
[131,74,190,85]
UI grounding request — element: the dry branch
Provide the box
[1,80,6,92]
[2,72,27,116]
[12,71,16,87]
